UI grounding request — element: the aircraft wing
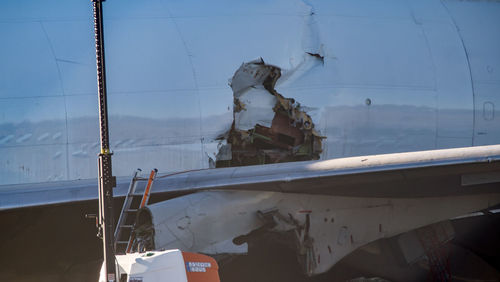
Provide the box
[2,144,500,211]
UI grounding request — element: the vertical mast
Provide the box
[92,0,117,281]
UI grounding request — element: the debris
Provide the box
[132,207,156,253]
[216,58,325,167]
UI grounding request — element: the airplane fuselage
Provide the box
[1,0,499,186]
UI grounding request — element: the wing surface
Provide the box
[1,145,500,210]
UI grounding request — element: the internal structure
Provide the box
[215,58,324,167]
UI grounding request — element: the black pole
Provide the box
[92,0,117,281]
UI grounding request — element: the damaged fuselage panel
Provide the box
[216,58,324,167]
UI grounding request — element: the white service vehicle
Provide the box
[98,249,220,282]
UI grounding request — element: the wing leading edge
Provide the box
[1,144,500,211]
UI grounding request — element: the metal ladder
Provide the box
[114,168,158,254]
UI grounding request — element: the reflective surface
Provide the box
[1,0,499,185]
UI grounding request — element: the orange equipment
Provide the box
[182,252,220,282]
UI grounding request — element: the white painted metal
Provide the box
[442,0,500,146]
[98,249,188,282]
[2,144,499,210]
[1,0,499,185]
[1,1,499,276]
[234,88,277,130]
[145,190,500,275]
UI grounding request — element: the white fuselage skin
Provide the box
[0,0,500,275]
[1,0,500,277]
[1,0,499,185]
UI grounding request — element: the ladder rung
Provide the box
[115,169,157,249]
[135,177,150,181]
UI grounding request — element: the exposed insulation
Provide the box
[216,58,324,167]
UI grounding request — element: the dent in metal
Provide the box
[1,0,490,185]
[134,190,500,276]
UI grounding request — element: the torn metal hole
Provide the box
[306,52,324,64]
[215,58,325,168]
